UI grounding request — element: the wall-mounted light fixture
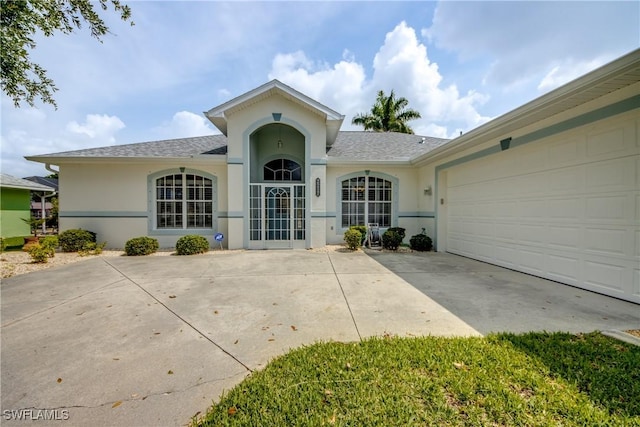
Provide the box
[315,177,321,197]
[423,185,432,195]
[277,124,283,149]
[179,166,185,173]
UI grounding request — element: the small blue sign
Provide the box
[214,233,224,242]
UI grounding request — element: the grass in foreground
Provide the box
[196,332,639,426]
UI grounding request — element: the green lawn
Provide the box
[196,332,639,426]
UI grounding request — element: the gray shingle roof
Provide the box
[27,132,449,162]
[29,135,228,158]
[328,132,449,161]
[0,174,56,191]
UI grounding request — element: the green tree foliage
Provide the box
[352,89,421,134]
[1,0,133,108]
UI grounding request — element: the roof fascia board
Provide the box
[25,156,228,165]
[327,159,413,166]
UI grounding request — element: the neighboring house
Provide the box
[0,174,56,239]
[24,176,59,222]
[27,49,639,303]
[30,201,53,220]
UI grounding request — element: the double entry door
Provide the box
[249,184,305,249]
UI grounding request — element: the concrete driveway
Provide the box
[367,251,640,335]
[1,250,478,427]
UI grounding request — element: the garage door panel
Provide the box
[549,137,582,167]
[584,227,629,256]
[586,125,627,157]
[547,225,582,250]
[587,157,636,191]
[583,258,628,293]
[547,198,583,219]
[545,252,580,285]
[518,248,545,275]
[585,195,630,222]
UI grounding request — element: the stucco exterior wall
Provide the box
[59,161,227,248]
[223,92,329,249]
[325,165,421,244]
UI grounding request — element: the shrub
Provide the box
[28,244,51,263]
[78,241,106,257]
[29,236,59,262]
[349,225,367,245]
[1,236,28,252]
[387,227,406,240]
[176,235,209,255]
[382,230,403,250]
[344,228,362,250]
[40,236,59,252]
[125,237,159,256]
[59,229,95,252]
[410,233,433,252]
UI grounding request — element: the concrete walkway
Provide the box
[1,250,478,427]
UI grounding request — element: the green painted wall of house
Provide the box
[0,188,31,238]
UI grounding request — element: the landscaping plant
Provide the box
[176,235,209,255]
[26,236,57,263]
[382,230,403,250]
[125,236,159,256]
[58,229,96,252]
[343,228,362,250]
[409,233,432,251]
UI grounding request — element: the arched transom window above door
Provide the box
[263,158,302,181]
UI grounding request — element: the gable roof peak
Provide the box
[204,80,344,145]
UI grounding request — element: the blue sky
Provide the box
[2,1,638,177]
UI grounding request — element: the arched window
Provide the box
[341,176,392,227]
[156,173,213,229]
[263,158,302,181]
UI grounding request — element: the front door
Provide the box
[249,184,305,249]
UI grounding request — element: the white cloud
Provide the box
[537,58,607,92]
[153,111,216,140]
[1,103,127,177]
[270,21,490,138]
[67,114,125,142]
[424,1,639,89]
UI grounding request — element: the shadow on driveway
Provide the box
[365,251,640,335]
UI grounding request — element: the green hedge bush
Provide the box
[344,228,362,250]
[0,236,28,251]
[409,233,432,251]
[59,229,95,252]
[176,235,209,255]
[125,236,159,256]
[387,227,406,240]
[382,230,403,250]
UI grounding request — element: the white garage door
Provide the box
[445,112,639,303]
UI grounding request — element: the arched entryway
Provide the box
[248,123,306,249]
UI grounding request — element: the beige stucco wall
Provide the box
[59,161,227,248]
[325,164,422,244]
[223,92,329,249]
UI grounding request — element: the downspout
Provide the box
[45,163,59,174]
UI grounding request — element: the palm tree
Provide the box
[351,90,421,134]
